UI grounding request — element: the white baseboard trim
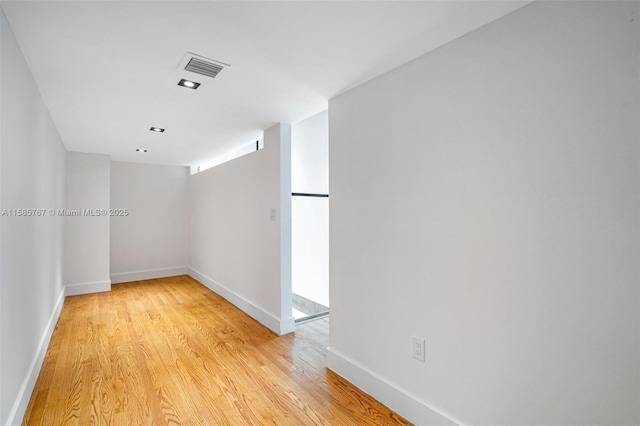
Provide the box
[5,287,66,426]
[110,266,189,284]
[65,280,111,296]
[326,347,462,426]
[188,267,294,336]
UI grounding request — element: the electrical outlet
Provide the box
[412,336,425,362]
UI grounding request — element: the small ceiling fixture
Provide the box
[178,52,229,79]
[136,148,147,153]
[150,127,165,132]
[178,79,201,89]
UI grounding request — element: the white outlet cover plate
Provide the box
[412,336,425,362]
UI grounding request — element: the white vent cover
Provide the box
[178,52,229,79]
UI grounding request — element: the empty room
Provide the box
[0,1,638,425]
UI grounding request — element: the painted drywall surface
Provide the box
[64,152,110,290]
[110,162,188,281]
[292,196,329,308]
[189,123,293,334]
[0,9,66,424]
[292,110,329,194]
[0,10,4,417]
[329,2,639,425]
[291,111,330,308]
[279,124,292,326]
[0,10,4,418]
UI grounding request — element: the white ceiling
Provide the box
[2,1,530,167]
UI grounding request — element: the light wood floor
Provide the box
[23,275,411,425]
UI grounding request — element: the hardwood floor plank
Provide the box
[22,276,411,425]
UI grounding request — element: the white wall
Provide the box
[0,9,67,425]
[292,197,329,307]
[328,2,639,425]
[189,123,293,335]
[64,152,110,295]
[0,11,4,420]
[110,162,189,283]
[291,111,329,307]
[292,110,328,194]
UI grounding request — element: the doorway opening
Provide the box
[291,111,329,325]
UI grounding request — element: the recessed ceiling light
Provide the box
[150,127,165,132]
[136,148,147,153]
[178,79,201,90]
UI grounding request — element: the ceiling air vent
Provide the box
[178,52,229,79]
